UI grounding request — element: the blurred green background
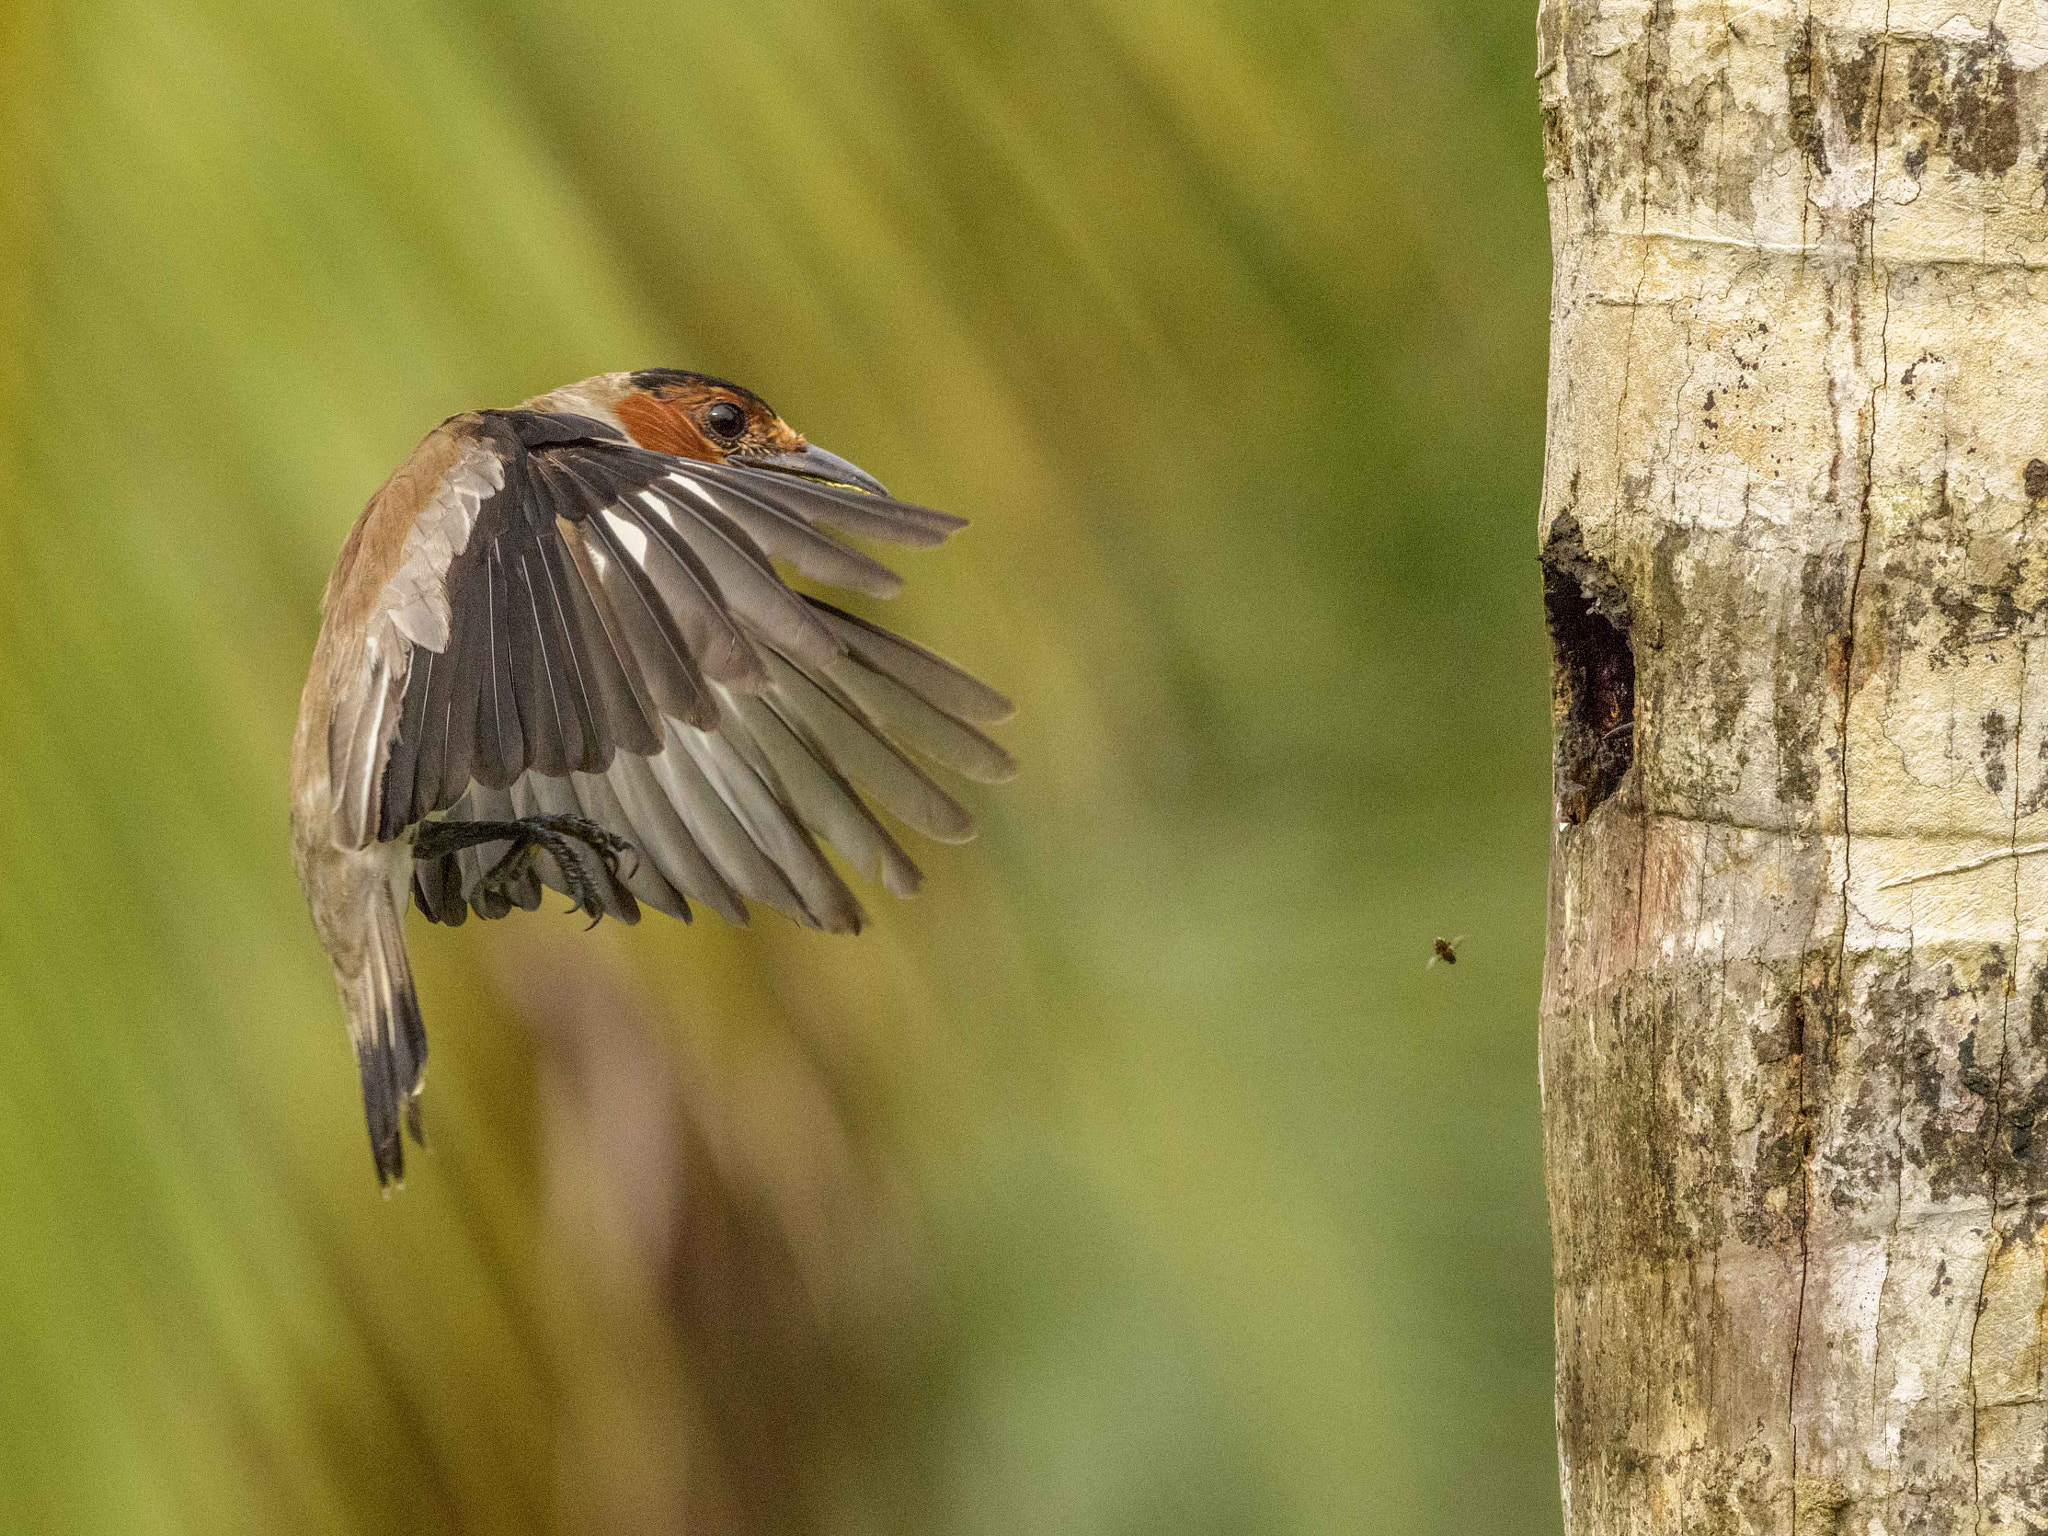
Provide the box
[0,0,1556,1531]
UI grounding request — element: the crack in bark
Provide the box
[1879,841,2048,890]
[1877,908,1915,1526]
[1796,2,1816,252]
[1793,17,1893,1517]
[1618,225,2048,271]
[1968,634,2028,1533]
[1609,2,1661,492]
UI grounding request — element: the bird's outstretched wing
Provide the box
[324,409,1012,933]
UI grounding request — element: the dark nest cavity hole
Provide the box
[1543,514,1635,826]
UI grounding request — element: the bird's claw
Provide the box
[474,815,634,926]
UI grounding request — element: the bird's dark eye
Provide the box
[702,400,747,441]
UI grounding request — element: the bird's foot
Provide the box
[495,815,633,927]
[416,815,636,927]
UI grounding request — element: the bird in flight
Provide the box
[291,370,1014,1185]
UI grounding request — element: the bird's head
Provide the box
[606,368,889,495]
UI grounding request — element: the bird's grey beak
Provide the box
[739,444,890,497]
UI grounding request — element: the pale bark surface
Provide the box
[1538,2,2048,1530]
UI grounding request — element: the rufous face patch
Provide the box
[615,390,721,460]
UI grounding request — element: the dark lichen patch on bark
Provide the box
[1741,1130,1808,1249]
[1983,709,2013,794]
[1643,59,1773,230]
[1919,552,2031,666]
[1554,13,1651,219]
[1827,35,1884,144]
[1543,100,1574,182]
[1546,514,1637,825]
[1929,581,1980,662]
[1772,662,1824,808]
[1763,551,1854,813]
[1648,525,1754,777]
[1783,24,1883,181]
[1809,553,1851,696]
[1872,950,2025,1206]
[1903,1024,1983,1204]
[1786,21,1827,176]
[1753,1008,1795,1067]
[1987,964,2048,1187]
[1730,960,1839,1247]
[1902,32,2023,177]
[1543,982,1690,1277]
[2021,734,2048,817]
[1811,956,1924,1214]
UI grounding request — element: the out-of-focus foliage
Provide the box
[0,0,1556,1531]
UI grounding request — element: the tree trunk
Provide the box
[1537,3,2048,1531]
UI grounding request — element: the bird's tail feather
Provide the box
[350,898,427,1187]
